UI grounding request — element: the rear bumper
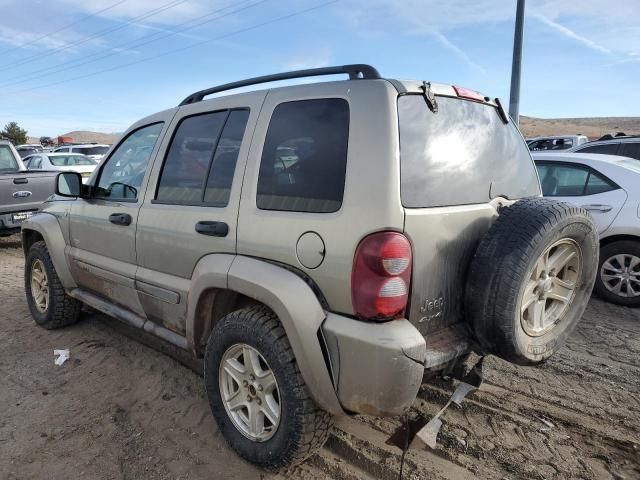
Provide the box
[321,313,426,416]
[0,210,36,234]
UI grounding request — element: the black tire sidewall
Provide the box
[24,243,54,326]
[204,313,302,468]
[509,218,598,363]
[594,240,640,307]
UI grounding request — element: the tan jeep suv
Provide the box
[22,65,598,469]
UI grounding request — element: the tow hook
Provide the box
[386,356,485,451]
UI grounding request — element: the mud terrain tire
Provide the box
[204,305,332,470]
[25,240,81,329]
[465,198,598,365]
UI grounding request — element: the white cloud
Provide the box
[342,0,640,58]
[430,31,485,73]
[534,14,612,55]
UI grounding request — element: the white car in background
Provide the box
[23,152,98,183]
[533,152,640,306]
[53,143,110,161]
[528,135,589,151]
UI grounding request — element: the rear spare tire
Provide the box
[465,198,598,365]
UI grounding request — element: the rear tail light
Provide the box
[453,85,486,103]
[351,232,412,321]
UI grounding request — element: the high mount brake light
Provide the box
[351,232,412,321]
[453,85,486,102]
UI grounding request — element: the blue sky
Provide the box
[0,0,638,137]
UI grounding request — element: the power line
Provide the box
[3,0,190,70]
[0,0,266,88]
[2,1,339,99]
[0,0,129,56]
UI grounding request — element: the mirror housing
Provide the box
[55,171,82,197]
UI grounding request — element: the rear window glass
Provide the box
[257,98,349,213]
[399,95,540,208]
[528,138,573,150]
[74,146,109,156]
[0,145,19,171]
[577,143,619,155]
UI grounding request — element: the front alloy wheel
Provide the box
[30,259,50,314]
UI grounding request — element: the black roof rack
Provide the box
[179,64,381,106]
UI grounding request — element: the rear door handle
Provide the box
[109,213,132,226]
[195,221,228,237]
[13,177,28,184]
[582,204,613,213]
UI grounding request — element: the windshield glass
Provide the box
[399,95,540,207]
[0,145,19,172]
[75,146,109,156]
[48,154,96,166]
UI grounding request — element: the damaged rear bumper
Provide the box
[321,313,426,416]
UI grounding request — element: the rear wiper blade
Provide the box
[494,98,510,124]
[421,81,438,113]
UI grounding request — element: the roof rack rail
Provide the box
[178,64,381,106]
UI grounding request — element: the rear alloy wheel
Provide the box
[219,343,281,442]
[205,305,332,470]
[594,241,640,307]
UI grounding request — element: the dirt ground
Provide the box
[1,234,639,480]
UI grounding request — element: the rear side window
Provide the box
[399,95,540,208]
[620,142,640,160]
[257,98,349,213]
[536,162,617,196]
[577,143,619,155]
[156,109,249,206]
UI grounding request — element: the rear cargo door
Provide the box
[399,93,540,335]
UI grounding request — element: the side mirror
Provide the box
[55,172,82,197]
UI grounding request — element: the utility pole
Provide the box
[509,0,526,125]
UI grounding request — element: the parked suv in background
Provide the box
[569,135,640,161]
[21,65,598,469]
[53,143,110,161]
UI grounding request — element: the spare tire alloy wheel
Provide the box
[521,239,582,337]
[219,343,281,442]
[30,259,50,314]
[600,254,640,299]
[465,198,598,365]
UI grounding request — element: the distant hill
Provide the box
[519,116,640,140]
[25,117,640,146]
[27,131,120,145]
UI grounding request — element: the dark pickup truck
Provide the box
[0,141,56,235]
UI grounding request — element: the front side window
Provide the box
[95,123,164,201]
[257,98,349,213]
[536,163,617,196]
